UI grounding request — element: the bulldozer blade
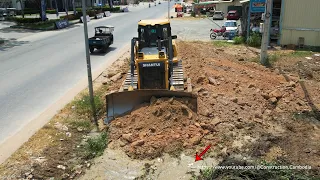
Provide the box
[105,90,197,124]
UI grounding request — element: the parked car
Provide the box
[212,11,224,20]
[224,20,239,34]
[227,10,240,20]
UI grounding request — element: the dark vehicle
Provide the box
[88,26,114,53]
[212,11,224,20]
[158,1,161,4]
[227,10,240,20]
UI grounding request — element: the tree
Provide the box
[16,0,25,18]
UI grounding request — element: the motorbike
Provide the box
[210,26,228,39]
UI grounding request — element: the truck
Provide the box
[88,26,114,53]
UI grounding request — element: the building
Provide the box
[0,0,21,9]
[1,0,111,10]
[240,0,320,47]
[215,0,241,15]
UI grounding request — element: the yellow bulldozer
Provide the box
[105,19,197,123]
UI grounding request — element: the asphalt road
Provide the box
[0,1,174,144]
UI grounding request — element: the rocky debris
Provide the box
[197,75,206,83]
[164,112,172,120]
[269,97,278,104]
[106,70,117,78]
[66,132,72,137]
[131,140,145,147]
[287,81,296,87]
[77,127,84,132]
[102,78,111,85]
[248,83,255,88]
[54,122,68,131]
[230,97,238,103]
[208,77,219,85]
[190,136,201,145]
[269,89,283,99]
[57,165,66,170]
[122,133,133,143]
[110,72,123,82]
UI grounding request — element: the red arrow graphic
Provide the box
[195,144,211,162]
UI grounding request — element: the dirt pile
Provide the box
[108,97,222,159]
[108,41,320,170]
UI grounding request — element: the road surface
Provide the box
[0,1,174,145]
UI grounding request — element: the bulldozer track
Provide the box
[120,60,185,92]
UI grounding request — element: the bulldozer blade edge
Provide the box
[105,90,197,124]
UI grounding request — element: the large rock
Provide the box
[208,77,218,85]
[107,71,117,78]
[190,136,201,145]
[122,133,133,142]
[131,140,145,147]
[54,122,68,131]
[269,89,283,99]
[110,72,123,82]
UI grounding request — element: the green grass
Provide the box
[247,33,262,47]
[233,36,245,45]
[68,119,93,130]
[289,51,314,57]
[249,50,314,66]
[72,94,104,116]
[23,22,54,29]
[85,131,108,159]
[212,41,234,47]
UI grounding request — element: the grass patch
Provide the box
[247,33,262,47]
[289,51,314,57]
[23,22,54,29]
[72,94,104,116]
[68,119,93,130]
[212,41,233,47]
[85,131,108,159]
[234,36,245,45]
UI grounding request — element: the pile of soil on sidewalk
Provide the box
[108,97,215,159]
[108,41,320,171]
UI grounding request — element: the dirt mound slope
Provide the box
[108,97,212,159]
[108,41,320,170]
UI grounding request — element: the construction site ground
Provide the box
[1,39,320,179]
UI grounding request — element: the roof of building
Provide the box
[138,19,170,26]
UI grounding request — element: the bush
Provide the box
[16,8,39,15]
[87,10,96,17]
[46,9,57,14]
[7,17,43,24]
[191,11,195,17]
[247,33,262,47]
[85,131,108,159]
[233,36,245,44]
[60,14,81,21]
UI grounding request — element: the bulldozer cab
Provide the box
[138,21,171,49]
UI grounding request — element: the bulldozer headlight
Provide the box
[138,52,144,59]
[159,51,165,58]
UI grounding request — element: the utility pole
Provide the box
[81,0,99,129]
[260,0,272,66]
[168,0,170,19]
